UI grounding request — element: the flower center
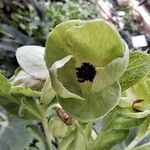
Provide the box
[75,62,96,83]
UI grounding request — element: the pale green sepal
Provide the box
[45,20,85,68]
[50,55,84,100]
[118,107,150,118]
[16,45,49,80]
[64,19,124,66]
[118,97,133,108]
[92,41,129,92]
[59,81,121,122]
[45,19,124,68]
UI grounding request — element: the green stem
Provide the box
[42,116,51,150]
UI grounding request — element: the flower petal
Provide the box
[50,56,121,122]
[92,41,129,92]
[59,81,121,122]
[50,55,84,100]
[45,19,125,68]
[16,45,49,80]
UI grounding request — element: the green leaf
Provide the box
[27,124,45,150]
[120,51,150,91]
[58,131,75,150]
[19,97,42,120]
[103,116,144,131]
[73,128,86,150]
[0,23,33,44]
[131,142,150,150]
[88,129,129,150]
[0,40,19,52]
[10,86,41,97]
[0,73,11,95]
[126,116,150,149]
[16,45,49,80]
[0,113,32,150]
[0,102,20,117]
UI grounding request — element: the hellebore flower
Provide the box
[119,75,150,118]
[45,19,129,122]
[10,45,49,89]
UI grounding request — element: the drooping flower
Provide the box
[45,19,129,122]
[119,75,150,118]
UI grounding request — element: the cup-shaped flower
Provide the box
[11,45,49,89]
[119,75,150,118]
[45,19,129,122]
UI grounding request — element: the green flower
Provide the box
[45,19,129,122]
[119,75,150,118]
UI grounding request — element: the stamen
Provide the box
[75,62,96,83]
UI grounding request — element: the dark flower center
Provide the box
[75,62,96,83]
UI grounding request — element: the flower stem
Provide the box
[42,116,51,150]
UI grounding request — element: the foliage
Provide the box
[0,18,150,150]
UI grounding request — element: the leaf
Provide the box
[0,102,20,117]
[41,77,55,105]
[58,131,75,150]
[0,40,19,52]
[103,116,144,131]
[0,73,11,95]
[16,45,49,80]
[27,124,45,150]
[0,23,33,44]
[88,129,129,150]
[126,116,150,149]
[120,51,150,91]
[19,97,42,120]
[136,117,150,140]
[0,113,32,150]
[10,86,41,98]
[131,142,150,150]
[73,128,86,150]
